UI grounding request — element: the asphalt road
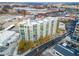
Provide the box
[25,33,68,56]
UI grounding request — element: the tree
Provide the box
[18,39,35,54]
[38,36,43,44]
[18,39,29,54]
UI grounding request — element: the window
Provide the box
[46,22,49,36]
[40,23,43,36]
[33,25,37,40]
[51,21,54,35]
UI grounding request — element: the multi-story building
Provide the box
[17,17,60,54]
[19,17,59,41]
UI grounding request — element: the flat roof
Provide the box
[0,31,16,46]
[54,44,79,56]
[0,15,19,22]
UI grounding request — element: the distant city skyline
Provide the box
[0,2,79,5]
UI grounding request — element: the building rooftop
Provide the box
[0,15,18,22]
[0,47,8,52]
[54,44,79,56]
[0,31,16,46]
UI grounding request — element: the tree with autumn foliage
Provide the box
[18,39,35,54]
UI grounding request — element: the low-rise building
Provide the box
[0,31,19,55]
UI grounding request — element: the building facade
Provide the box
[19,17,59,41]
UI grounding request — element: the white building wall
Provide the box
[37,23,41,39]
[19,25,24,40]
[43,21,47,37]
[29,25,33,41]
[52,17,58,34]
[48,20,52,35]
[25,26,29,41]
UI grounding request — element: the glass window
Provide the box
[40,23,43,37]
[51,21,54,35]
[46,22,49,35]
[33,25,37,40]
[27,27,30,40]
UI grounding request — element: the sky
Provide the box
[0,0,78,2]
